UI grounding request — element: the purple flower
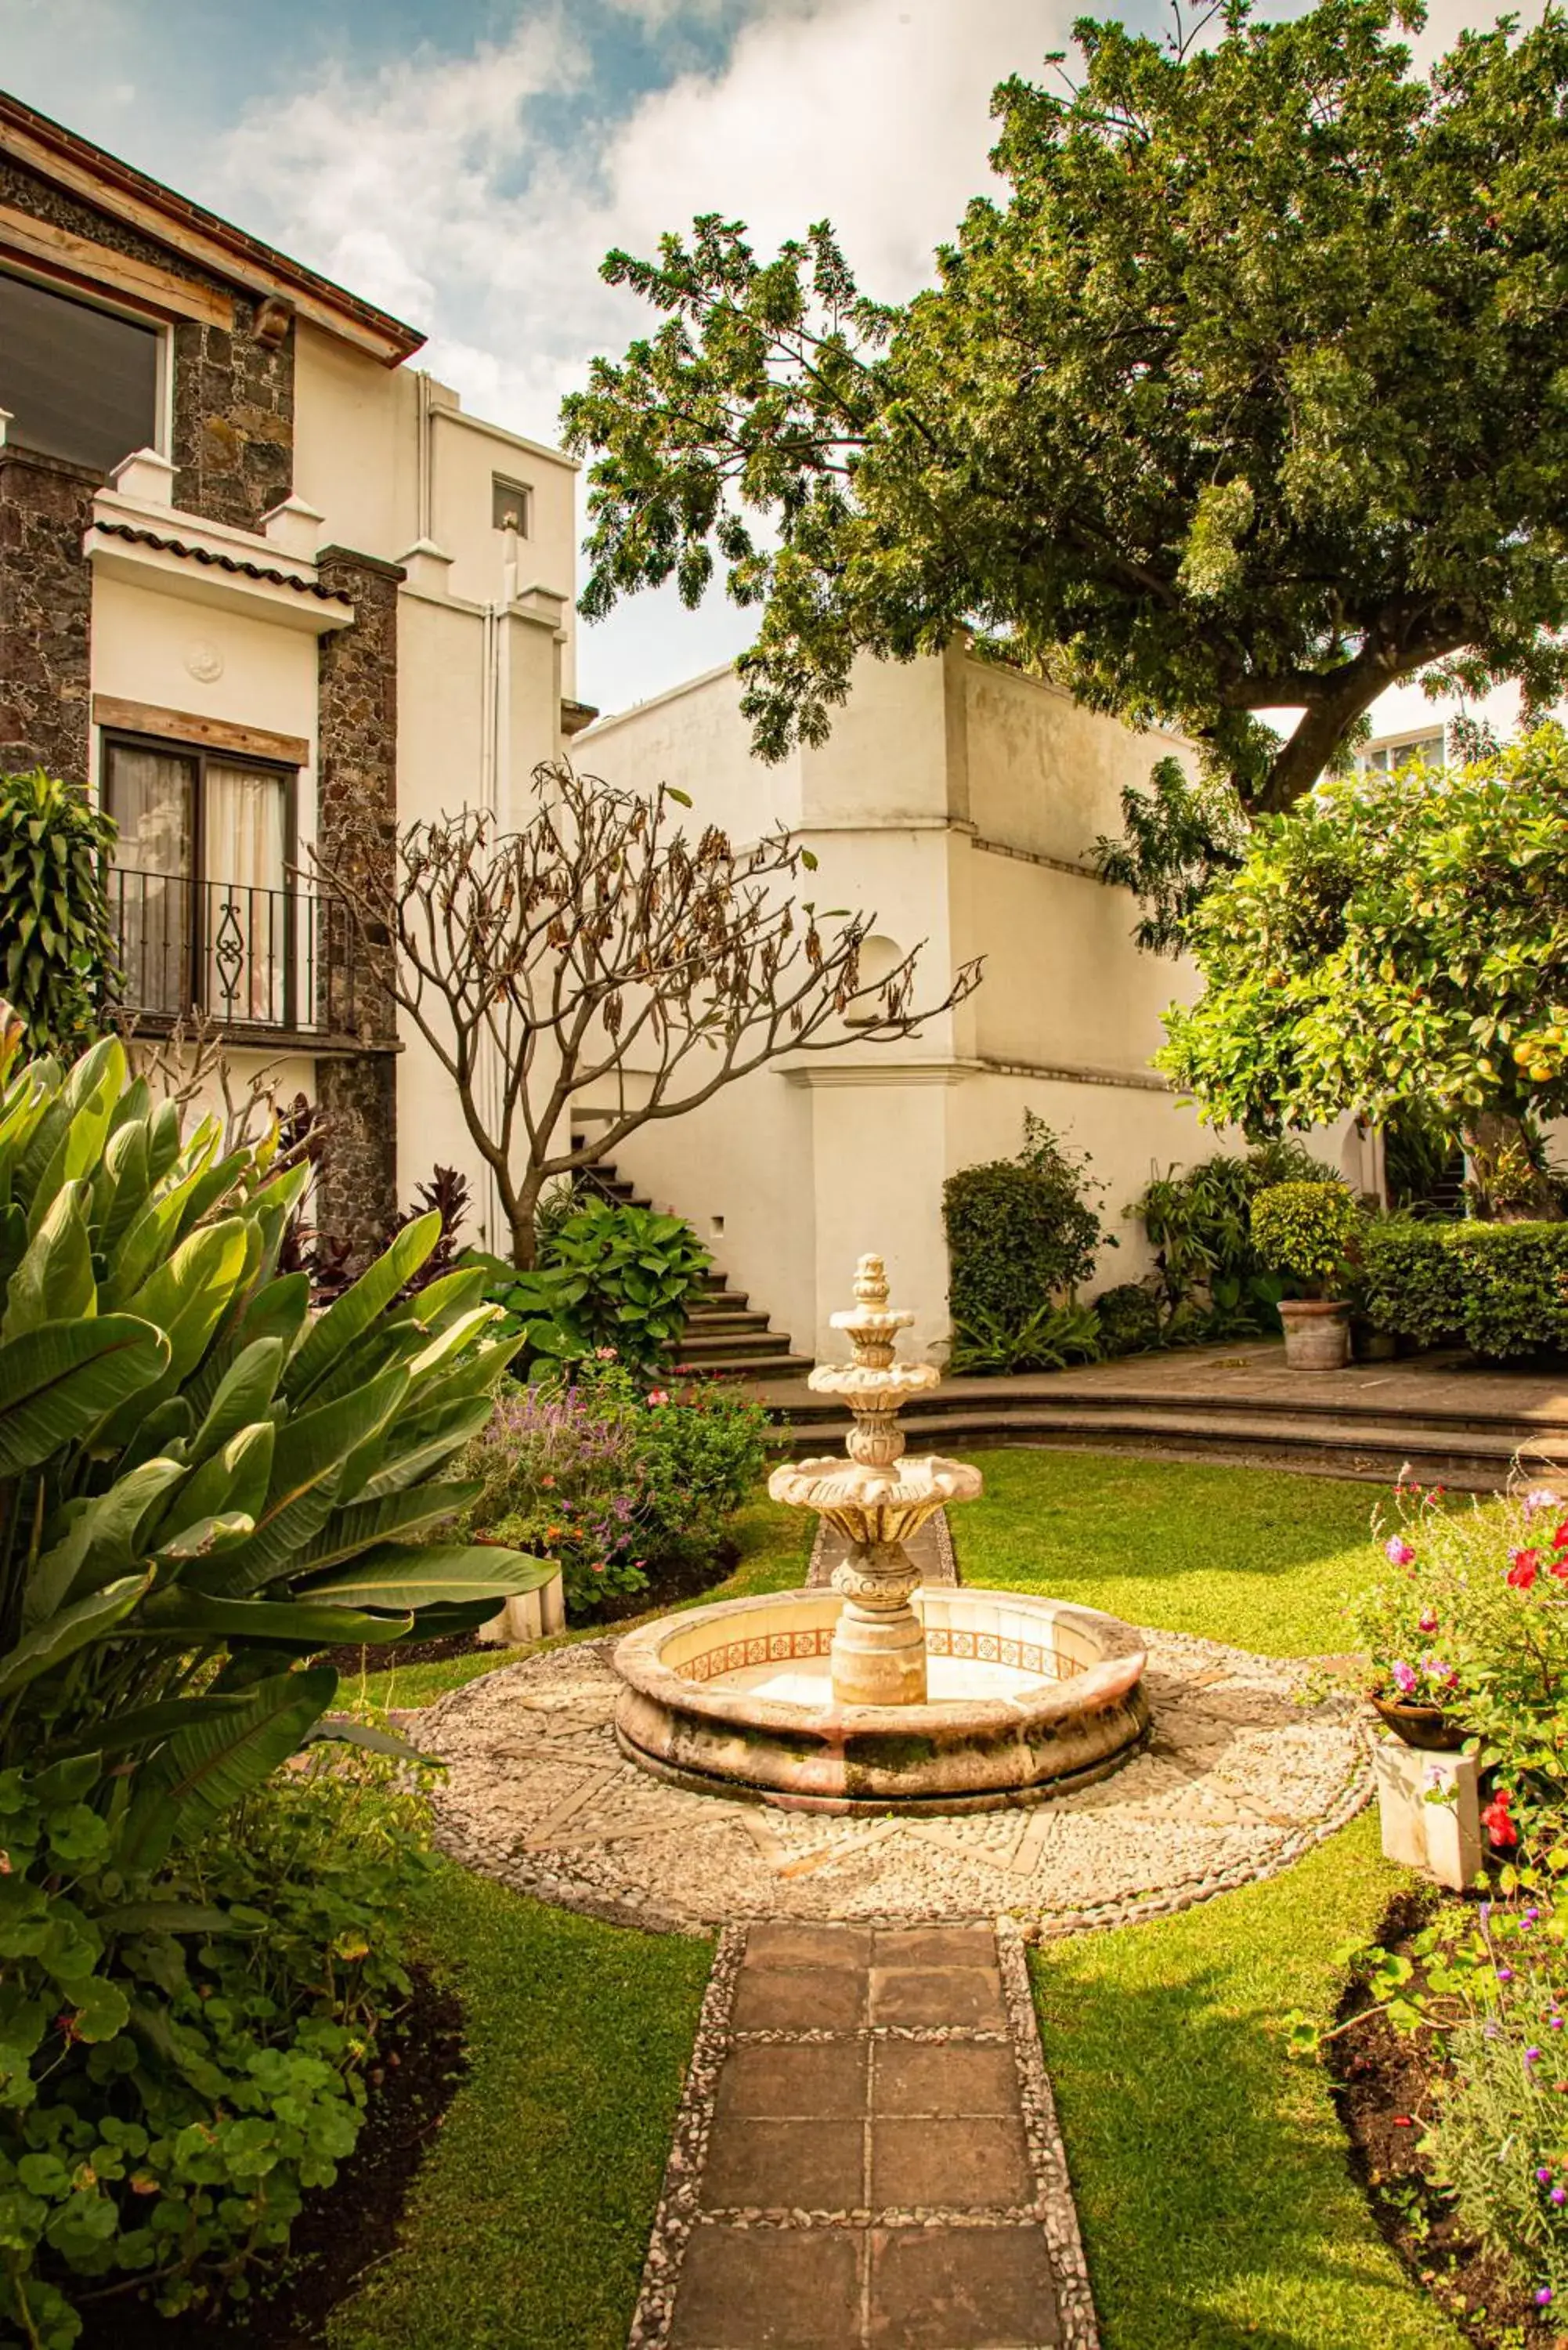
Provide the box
[1537,2286,1555,2308]
[1386,1536,1417,1567]
[1499,1968,1516,1983]
[1526,2046,1543,2065]
[1525,1488,1562,1518]
[1540,2167,1554,2185]
[1552,2187,1566,2207]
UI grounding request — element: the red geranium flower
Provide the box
[1483,1788,1519,1849]
[1508,1550,1541,1589]
[1555,1522,1568,1550]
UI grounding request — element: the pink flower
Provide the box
[1391,1661,1419,1696]
[1524,1488,1561,1517]
[1386,1537,1416,1567]
[1418,1610,1438,1635]
[647,1389,670,1408]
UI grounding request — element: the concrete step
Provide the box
[770,1376,1568,1444]
[688,1350,815,1382]
[762,1397,1562,1489]
[680,1328,804,1363]
[681,1308,771,1336]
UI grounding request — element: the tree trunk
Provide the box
[1461,1113,1562,1222]
[508,1165,548,1268]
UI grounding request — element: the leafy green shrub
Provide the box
[0,772,117,1059]
[943,1116,1103,1372]
[0,1740,433,2339]
[461,1361,765,1614]
[1250,1180,1361,1296]
[465,1201,710,1376]
[1092,1281,1165,1358]
[1355,1897,1568,2316]
[1128,1140,1335,1343]
[1361,1219,1568,1358]
[0,1024,547,2341]
[948,1300,1102,1376]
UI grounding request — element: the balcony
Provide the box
[107,868,385,1050]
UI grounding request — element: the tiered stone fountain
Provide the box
[612,1253,1150,1812]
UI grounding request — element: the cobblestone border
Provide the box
[627,1922,749,2350]
[996,1918,1100,2350]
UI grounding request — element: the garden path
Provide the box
[627,1920,1095,2350]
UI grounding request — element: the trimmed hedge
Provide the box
[1362,1219,1568,1358]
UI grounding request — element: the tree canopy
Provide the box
[1156,722,1568,1214]
[562,0,1568,820]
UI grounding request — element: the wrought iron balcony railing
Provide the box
[107,868,378,1039]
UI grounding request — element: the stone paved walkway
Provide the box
[630,1920,1094,2350]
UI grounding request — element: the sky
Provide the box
[2,0,1525,718]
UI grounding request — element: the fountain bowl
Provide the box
[612,1585,1148,1813]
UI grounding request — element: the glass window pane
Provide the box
[0,270,160,474]
[105,744,194,1017]
[204,762,289,1024]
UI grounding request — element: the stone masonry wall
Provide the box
[0,446,99,781]
[0,158,294,531]
[313,547,406,1261]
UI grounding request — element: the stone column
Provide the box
[313,546,406,1267]
[0,444,100,782]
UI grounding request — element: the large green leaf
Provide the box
[92,1115,151,1257]
[0,1573,150,1700]
[186,1339,286,1466]
[0,1317,167,1476]
[151,1421,273,1550]
[123,1218,251,1385]
[23,1456,186,1626]
[137,1589,414,1645]
[189,1473,347,1598]
[303,1716,428,1763]
[264,1365,409,1519]
[298,1542,555,1611]
[2,1181,96,1343]
[283,1211,441,1404]
[119,1666,336,1872]
[44,1694,255,1759]
[286,1480,483,1577]
[99,1127,220,1307]
[356,1395,497,1499]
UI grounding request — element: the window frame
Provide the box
[1360,726,1448,776]
[491,473,533,537]
[101,728,301,1029]
[0,258,172,467]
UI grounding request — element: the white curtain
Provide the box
[204,763,287,1022]
[107,744,194,1015]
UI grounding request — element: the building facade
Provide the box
[0,89,583,1258]
[581,644,1380,1358]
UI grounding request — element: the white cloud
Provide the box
[211,0,1080,707]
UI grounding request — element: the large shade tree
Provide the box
[562,0,1568,871]
[1156,724,1568,1218]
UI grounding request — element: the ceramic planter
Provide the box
[1370,1694,1467,1752]
[1277,1297,1350,1370]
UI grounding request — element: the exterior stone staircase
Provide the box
[569,1140,811,1381]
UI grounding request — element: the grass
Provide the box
[1031,1810,1462,2350]
[956,1448,1390,1654]
[334,1450,1465,2348]
[327,1860,710,2350]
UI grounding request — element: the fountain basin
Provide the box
[612,1587,1149,1813]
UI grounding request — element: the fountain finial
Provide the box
[852,1253,888,1308]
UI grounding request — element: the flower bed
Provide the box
[461,1360,769,1616]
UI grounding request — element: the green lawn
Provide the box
[327,1862,710,2350]
[1032,1811,1461,2350]
[331,1451,1458,2350]
[957,1448,1387,1654]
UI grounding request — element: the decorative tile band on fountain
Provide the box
[611,1251,1151,1814]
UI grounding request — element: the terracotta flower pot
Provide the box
[1277,1297,1350,1370]
[1370,1694,1467,1752]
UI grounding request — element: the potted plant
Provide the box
[1351,1530,1469,1751]
[1250,1180,1361,1368]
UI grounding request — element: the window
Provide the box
[1361,731,1446,775]
[492,475,532,535]
[0,269,161,474]
[104,736,297,1025]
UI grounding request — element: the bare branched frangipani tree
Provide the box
[318,762,981,1266]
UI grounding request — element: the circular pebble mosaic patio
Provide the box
[421,1625,1371,1936]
